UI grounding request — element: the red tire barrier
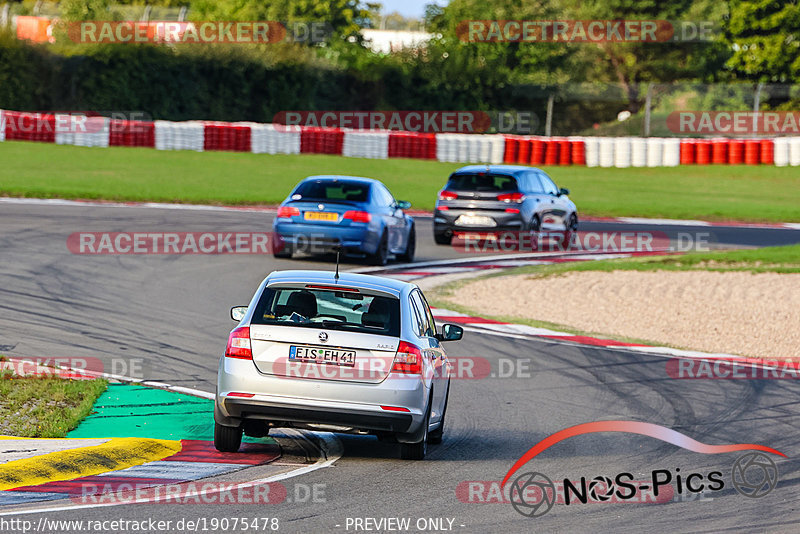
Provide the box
[503,136,518,163]
[517,138,532,165]
[4,111,56,142]
[388,131,436,159]
[728,140,745,164]
[711,138,728,164]
[203,123,251,152]
[300,127,344,155]
[759,139,774,164]
[680,139,695,164]
[530,138,545,165]
[543,138,559,165]
[558,138,571,165]
[109,120,155,147]
[695,139,711,165]
[744,139,760,165]
[570,139,585,165]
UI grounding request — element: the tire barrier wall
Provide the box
[1,110,797,166]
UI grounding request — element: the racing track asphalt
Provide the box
[1,203,799,532]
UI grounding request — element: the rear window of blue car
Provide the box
[292,181,370,202]
[446,174,518,192]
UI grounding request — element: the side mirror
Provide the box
[230,306,248,322]
[559,188,570,196]
[437,323,464,342]
[396,200,411,210]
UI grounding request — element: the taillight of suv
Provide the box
[438,190,458,201]
[497,192,525,203]
[391,341,422,374]
[225,326,252,360]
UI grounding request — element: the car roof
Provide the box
[451,165,543,176]
[301,175,382,185]
[264,270,413,296]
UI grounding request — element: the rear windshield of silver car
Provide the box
[446,174,518,192]
[291,180,370,202]
[251,287,400,337]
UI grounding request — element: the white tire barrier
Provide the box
[613,137,631,167]
[55,115,110,148]
[773,137,790,167]
[0,110,5,142]
[155,120,204,151]
[250,123,301,155]
[662,138,681,166]
[598,137,615,167]
[584,137,599,167]
[790,137,800,166]
[630,137,647,167]
[646,138,664,167]
[435,133,503,163]
[343,130,389,159]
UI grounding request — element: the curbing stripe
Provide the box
[0,437,181,492]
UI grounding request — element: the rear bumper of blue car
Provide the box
[274,221,377,254]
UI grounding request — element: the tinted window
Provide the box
[446,174,518,192]
[538,173,558,195]
[292,180,370,202]
[252,287,400,337]
[523,172,544,193]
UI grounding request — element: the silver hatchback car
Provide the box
[215,270,463,460]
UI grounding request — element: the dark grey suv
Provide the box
[432,165,578,245]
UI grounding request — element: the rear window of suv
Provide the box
[292,180,370,202]
[251,287,400,337]
[446,174,518,192]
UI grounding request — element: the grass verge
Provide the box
[0,365,108,438]
[1,141,799,222]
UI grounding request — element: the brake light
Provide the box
[392,341,422,374]
[276,206,300,218]
[343,210,371,223]
[305,284,359,292]
[497,192,525,203]
[228,392,255,398]
[225,326,252,360]
[505,208,520,214]
[437,206,449,211]
[438,190,458,201]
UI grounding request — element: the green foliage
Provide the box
[724,0,800,82]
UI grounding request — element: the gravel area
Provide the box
[445,270,800,359]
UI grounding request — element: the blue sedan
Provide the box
[272,176,416,265]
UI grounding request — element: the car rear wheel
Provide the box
[370,231,389,266]
[401,402,430,460]
[397,226,416,263]
[433,231,452,245]
[214,422,243,453]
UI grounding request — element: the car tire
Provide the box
[558,214,578,248]
[401,401,430,460]
[529,215,542,232]
[214,422,243,453]
[433,232,452,245]
[397,226,416,263]
[273,248,292,259]
[370,231,389,266]
[428,382,449,445]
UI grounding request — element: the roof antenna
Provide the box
[334,246,341,281]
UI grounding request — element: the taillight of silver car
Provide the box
[225,326,252,360]
[391,341,422,374]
